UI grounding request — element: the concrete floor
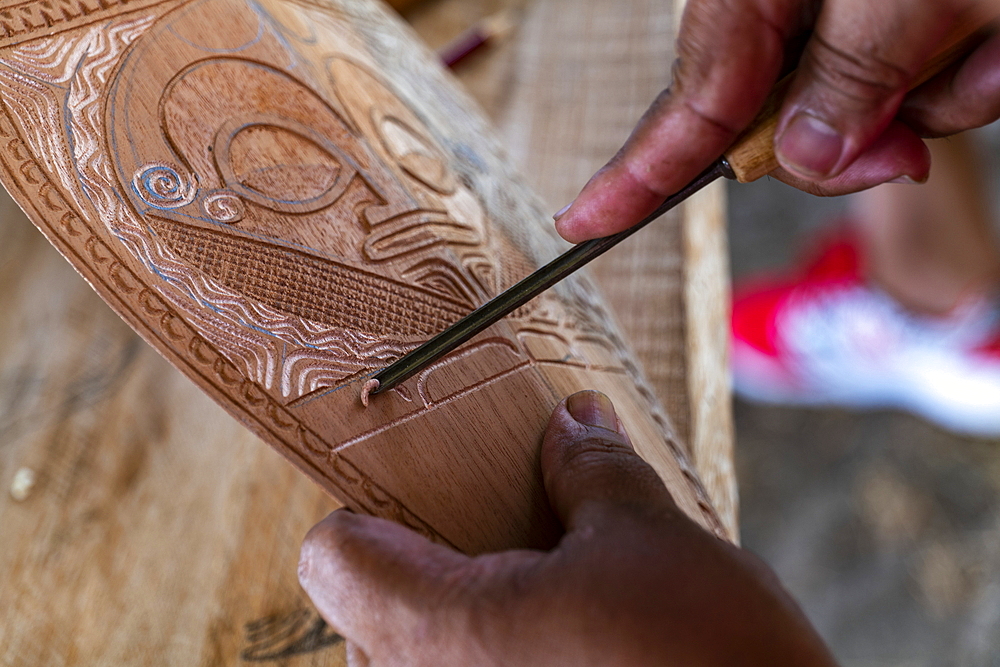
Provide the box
[727,141,1000,665]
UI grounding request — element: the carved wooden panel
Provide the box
[0,0,723,552]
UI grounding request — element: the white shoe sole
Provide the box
[732,340,1000,438]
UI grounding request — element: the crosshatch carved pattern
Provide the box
[150,218,471,337]
[0,0,726,547]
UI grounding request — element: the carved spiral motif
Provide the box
[203,190,245,223]
[133,163,196,209]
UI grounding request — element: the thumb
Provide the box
[772,119,931,195]
[298,509,468,659]
[541,391,678,532]
[774,0,963,181]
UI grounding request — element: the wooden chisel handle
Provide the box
[723,8,999,183]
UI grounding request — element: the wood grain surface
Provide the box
[0,0,735,664]
[419,0,738,535]
[0,193,345,664]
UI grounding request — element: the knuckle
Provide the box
[297,547,315,586]
[905,99,1000,138]
[299,512,354,576]
[298,531,326,586]
[804,34,910,111]
[311,511,349,543]
[561,447,619,480]
[560,434,650,479]
[563,433,631,460]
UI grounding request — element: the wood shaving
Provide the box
[10,467,36,502]
[360,379,380,407]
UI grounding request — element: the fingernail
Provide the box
[889,175,925,185]
[566,390,618,431]
[776,113,844,179]
[553,203,572,221]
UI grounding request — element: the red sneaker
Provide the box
[731,229,1000,437]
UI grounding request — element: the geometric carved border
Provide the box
[0,0,169,47]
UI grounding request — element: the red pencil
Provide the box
[439,11,517,69]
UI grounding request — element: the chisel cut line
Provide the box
[368,160,734,396]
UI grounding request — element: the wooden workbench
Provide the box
[0,0,734,664]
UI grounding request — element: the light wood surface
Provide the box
[0,194,344,664]
[0,0,735,663]
[415,0,739,535]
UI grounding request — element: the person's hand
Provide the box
[553,0,1000,243]
[298,391,838,666]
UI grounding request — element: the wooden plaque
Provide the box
[0,0,723,553]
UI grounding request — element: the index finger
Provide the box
[298,510,469,658]
[554,0,804,242]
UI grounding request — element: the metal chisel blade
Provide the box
[368,160,731,396]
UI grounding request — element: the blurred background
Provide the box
[399,0,1000,663]
[729,130,1000,666]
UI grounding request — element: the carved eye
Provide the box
[378,117,454,194]
[228,125,342,203]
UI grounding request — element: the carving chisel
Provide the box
[369,12,996,397]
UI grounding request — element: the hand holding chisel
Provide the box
[371,1,1000,395]
[554,0,1000,243]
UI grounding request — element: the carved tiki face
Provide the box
[0,0,724,553]
[109,0,494,360]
